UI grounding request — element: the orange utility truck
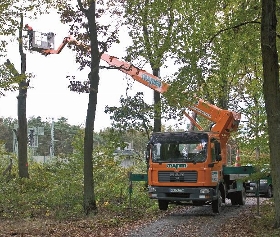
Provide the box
[33,30,254,213]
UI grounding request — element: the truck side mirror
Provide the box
[216,154,222,162]
[145,143,152,163]
[145,150,149,163]
[215,141,222,162]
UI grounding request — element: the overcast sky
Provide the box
[0,12,187,132]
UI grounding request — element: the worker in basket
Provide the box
[24,24,33,49]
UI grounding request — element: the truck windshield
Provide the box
[151,141,207,163]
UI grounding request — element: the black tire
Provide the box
[212,189,222,214]
[193,201,205,206]
[158,200,169,211]
[230,195,238,205]
[232,188,246,206]
[265,186,273,198]
[237,188,246,205]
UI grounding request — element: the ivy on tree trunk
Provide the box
[17,13,29,178]
[261,0,280,228]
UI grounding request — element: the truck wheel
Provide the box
[212,189,222,214]
[266,186,273,198]
[230,195,238,205]
[236,188,246,205]
[193,201,205,206]
[158,200,169,211]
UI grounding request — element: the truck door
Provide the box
[208,138,222,184]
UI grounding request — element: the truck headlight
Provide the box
[148,186,157,192]
[200,188,210,194]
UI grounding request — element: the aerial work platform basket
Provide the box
[24,24,56,52]
[30,31,55,52]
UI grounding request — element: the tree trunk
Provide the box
[18,14,29,178]
[152,68,161,132]
[83,1,98,215]
[261,0,280,228]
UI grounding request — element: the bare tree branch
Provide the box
[208,20,261,46]
[77,0,87,14]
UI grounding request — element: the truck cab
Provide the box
[146,131,225,212]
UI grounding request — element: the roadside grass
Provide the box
[0,161,167,236]
[0,155,161,222]
[249,200,280,237]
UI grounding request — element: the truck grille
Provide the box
[158,171,197,183]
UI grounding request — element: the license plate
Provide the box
[170,188,184,193]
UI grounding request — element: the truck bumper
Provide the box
[148,186,217,202]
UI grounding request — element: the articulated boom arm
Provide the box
[98,54,204,130]
[99,55,240,135]
[42,36,90,55]
[42,36,240,136]
[189,100,240,134]
[43,39,169,93]
[100,54,169,94]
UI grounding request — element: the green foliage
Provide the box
[53,117,82,155]
[1,128,153,219]
[104,92,189,135]
[251,202,280,234]
[105,92,153,139]
[238,145,271,182]
[0,117,17,152]
[0,59,35,96]
[0,145,155,220]
[124,0,178,68]
[0,63,18,96]
[73,124,153,211]
[98,127,149,164]
[0,59,30,96]
[0,156,82,218]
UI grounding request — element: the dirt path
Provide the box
[124,197,265,237]
[0,197,265,237]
